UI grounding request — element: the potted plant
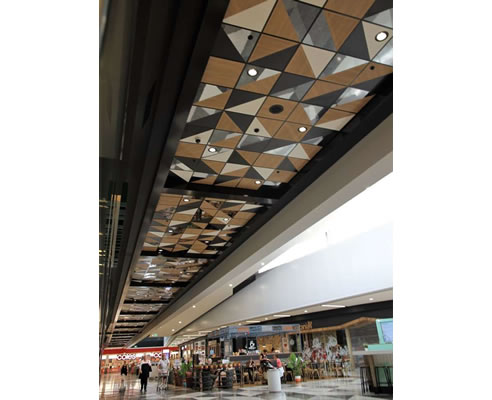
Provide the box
[179,361,192,387]
[287,353,305,384]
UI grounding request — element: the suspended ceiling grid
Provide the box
[168,0,393,190]
[108,0,393,347]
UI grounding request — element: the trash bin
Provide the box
[267,369,282,392]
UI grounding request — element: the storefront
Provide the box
[206,324,301,363]
[100,346,179,374]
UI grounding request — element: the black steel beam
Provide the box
[116,319,151,323]
[119,311,158,315]
[124,299,170,305]
[129,280,189,288]
[114,325,145,329]
[141,249,215,259]
[161,185,278,205]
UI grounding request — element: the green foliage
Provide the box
[286,353,305,376]
[178,361,192,377]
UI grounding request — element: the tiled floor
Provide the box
[99,374,391,400]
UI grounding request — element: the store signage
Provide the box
[116,353,137,361]
[247,337,257,351]
[300,321,312,331]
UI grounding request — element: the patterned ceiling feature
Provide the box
[112,194,263,345]
[168,0,393,190]
[110,0,392,348]
[121,303,164,313]
[126,287,179,302]
[142,194,262,254]
[132,256,208,283]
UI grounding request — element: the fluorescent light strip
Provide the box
[273,314,291,317]
[246,320,261,323]
[321,304,346,308]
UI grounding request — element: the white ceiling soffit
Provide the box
[168,289,393,345]
[176,220,393,333]
[130,115,393,344]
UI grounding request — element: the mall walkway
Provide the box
[99,374,391,399]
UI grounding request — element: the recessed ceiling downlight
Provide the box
[298,126,307,133]
[208,147,217,153]
[247,68,258,77]
[255,180,261,184]
[183,198,190,202]
[375,31,388,42]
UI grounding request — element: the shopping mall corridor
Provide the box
[99,373,391,400]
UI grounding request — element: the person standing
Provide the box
[157,355,170,389]
[139,355,152,392]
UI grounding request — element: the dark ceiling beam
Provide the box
[140,249,215,259]
[114,325,145,329]
[129,281,188,288]
[124,299,170,305]
[161,185,278,205]
[116,319,152,323]
[119,311,158,315]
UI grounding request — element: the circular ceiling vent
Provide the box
[269,104,284,114]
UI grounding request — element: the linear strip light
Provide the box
[321,304,346,308]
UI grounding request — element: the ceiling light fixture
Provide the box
[246,320,261,323]
[192,305,196,308]
[261,262,265,266]
[375,31,388,42]
[183,198,190,202]
[369,298,374,301]
[172,329,175,332]
[208,147,217,153]
[224,218,229,222]
[255,180,261,184]
[229,283,233,287]
[168,229,173,233]
[178,321,182,324]
[273,314,291,318]
[298,126,307,133]
[238,323,242,326]
[247,68,258,77]
[304,310,308,313]
[321,304,346,308]
[264,317,268,320]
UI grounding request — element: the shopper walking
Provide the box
[157,355,170,390]
[139,355,152,392]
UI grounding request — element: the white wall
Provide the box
[188,222,393,330]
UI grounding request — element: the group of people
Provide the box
[119,355,170,392]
